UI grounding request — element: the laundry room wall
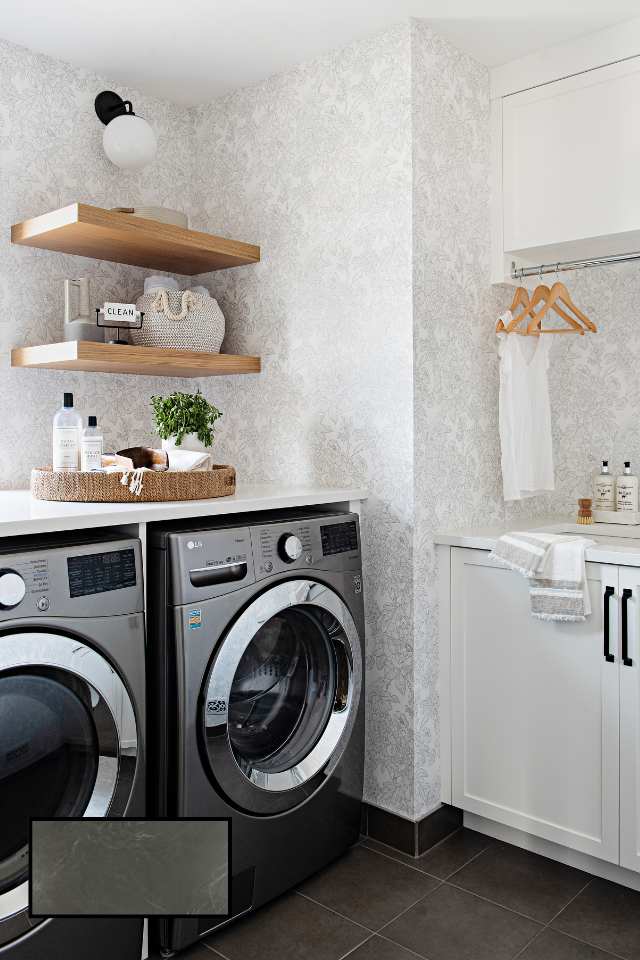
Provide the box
[410,21,505,819]
[192,24,417,819]
[502,263,640,524]
[0,37,197,486]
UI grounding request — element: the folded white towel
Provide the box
[144,275,179,294]
[489,531,596,622]
[166,449,211,472]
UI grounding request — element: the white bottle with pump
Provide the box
[594,460,616,511]
[52,393,82,471]
[80,415,103,472]
[617,461,639,513]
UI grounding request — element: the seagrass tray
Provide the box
[31,465,236,503]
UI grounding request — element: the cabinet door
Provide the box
[619,566,640,873]
[502,58,640,256]
[451,549,620,863]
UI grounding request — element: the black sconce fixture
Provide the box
[94,91,157,170]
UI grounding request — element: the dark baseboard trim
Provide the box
[362,802,462,857]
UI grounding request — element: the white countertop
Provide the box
[0,485,367,538]
[435,519,640,567]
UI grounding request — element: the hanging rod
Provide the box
[511,250,640,280]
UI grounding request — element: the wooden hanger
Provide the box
[497,277,596,337]
[527,280,596,334]
[496,286,532,335]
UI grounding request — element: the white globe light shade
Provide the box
[102,114,157,171]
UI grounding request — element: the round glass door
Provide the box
[0,631,139,941]
[203,579,362,815]
[0,671,99,896]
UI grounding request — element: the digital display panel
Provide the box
[67,549,136,598]
[320,521,358,557]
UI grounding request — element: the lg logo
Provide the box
[187,540,204,550]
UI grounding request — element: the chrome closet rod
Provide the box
[511,250,640,280]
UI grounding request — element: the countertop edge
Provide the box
[0,485,368,538]
[435,520,640,567]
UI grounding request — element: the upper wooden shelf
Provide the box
[11,203,260,275]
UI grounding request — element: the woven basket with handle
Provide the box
[132,289,225,353]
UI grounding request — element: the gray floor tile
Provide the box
[383,883,542,960]
[298,846,439,930]
[519,928,621,959]
[552,878,640,960]
[415,829,494,879]
[361,829,491,879]
[451,842,591,922]
[348,936,425,959]
[204,892,368,960]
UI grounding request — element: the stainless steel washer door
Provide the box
[0,631,138,942]
[202,579,362,815]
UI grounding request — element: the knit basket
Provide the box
[132,289,225,353]
[31,465,236,502]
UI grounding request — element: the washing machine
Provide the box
[147,509,365,955]
[0,531,145,959]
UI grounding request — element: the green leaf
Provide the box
[150,389,222,447]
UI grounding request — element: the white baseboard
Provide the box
[465,812,640,892]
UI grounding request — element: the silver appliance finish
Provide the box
[0,535,145,955]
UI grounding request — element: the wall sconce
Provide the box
[95,91,157,171]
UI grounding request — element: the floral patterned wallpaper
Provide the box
[411,20,505,818]
[2,22,580,824]
[192,25,417,817]
[0,37,197,483]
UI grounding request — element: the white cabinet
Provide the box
[449,547,640,872]
[492,56,640,281]
[619,567,640,873]
[451,549,620,863]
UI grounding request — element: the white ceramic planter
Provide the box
[161,433,208,453]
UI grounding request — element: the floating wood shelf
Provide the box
[11,203,260,275]
[11,342,261,379]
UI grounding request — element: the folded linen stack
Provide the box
[489,531,596,622]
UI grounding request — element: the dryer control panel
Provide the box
[251,514,361,582]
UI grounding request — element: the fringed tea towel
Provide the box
[489,532,595,622]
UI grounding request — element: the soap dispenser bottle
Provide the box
[80,416,103,472]
[594,460,615,511]
[617,462,639,513]
[52,393,82,471]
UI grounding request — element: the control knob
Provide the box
[278,534,303,563]
[0,570,26,609]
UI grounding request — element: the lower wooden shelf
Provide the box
[11,341,261,378]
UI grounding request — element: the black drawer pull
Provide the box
[622,587,633,667]
[604,586,615,662]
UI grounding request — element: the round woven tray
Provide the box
[31,465,236,503]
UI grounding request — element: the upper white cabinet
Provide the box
[492,55,640,281]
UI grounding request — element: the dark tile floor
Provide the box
[164,829,640,960]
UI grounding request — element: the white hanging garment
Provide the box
[498,323,555,501]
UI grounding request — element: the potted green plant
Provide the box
[150,389,223,452]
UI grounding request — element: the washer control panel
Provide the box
[0,537,143,620]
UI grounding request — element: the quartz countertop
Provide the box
[435,518,640,567]
[0,484,367,538]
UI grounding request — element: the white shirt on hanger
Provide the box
[497,313,555,501]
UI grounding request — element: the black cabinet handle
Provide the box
[622,588,633,667]
[604,586,615,662]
